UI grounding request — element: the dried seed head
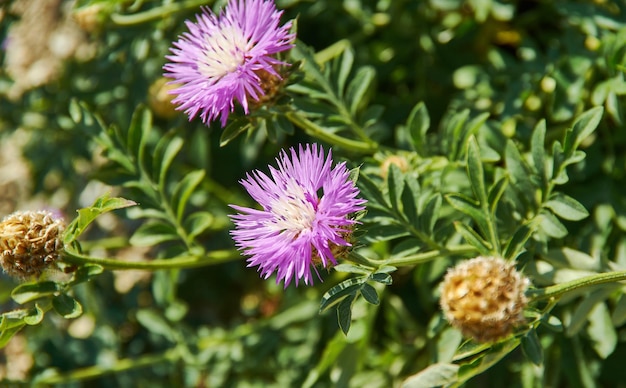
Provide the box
[440,256,530,343]
[0,210,65,279]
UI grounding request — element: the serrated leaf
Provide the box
[521,330,543,366]
[407,102,430,153]
[360,283,379,305]
[346,66,375,115]
[402,363,459,388]
[130,221,179,246]
[11,281,59,304]
[52,294,83,319]
[64,194,137,245]
[320,277,365,313]
[337,294,355,335]
[544,193,589,221]
[171,170,205,221]
[23,304,44,325]
[538,211,568,238]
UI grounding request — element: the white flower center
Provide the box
[270,182,317,238]
[198,25,249,78]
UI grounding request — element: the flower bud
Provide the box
[0,210,65,279]
[439,256,529,343]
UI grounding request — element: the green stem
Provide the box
[528,270,626,301]
[34,348,180,384]
[62,248,242,270]
[366,245,478,267]
[285,112,378,154]
[110,0,210,26]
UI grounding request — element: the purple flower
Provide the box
[230,144,366,287]
[163,0,295,127]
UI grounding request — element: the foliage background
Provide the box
[1,0,626,386]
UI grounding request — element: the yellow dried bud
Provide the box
[440,256,529,343]
[148,77,181,120]
[380,155,409,179]
[0,210,65,279]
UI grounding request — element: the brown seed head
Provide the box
[439,256,529,343]
[0,210,65,279]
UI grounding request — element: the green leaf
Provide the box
[407,102,430,153]
[370,272,393,285]
[530,120,547,185]
[337,294,355,335]
[171,170,205,221]
[358,173,390,210]
[504,224,534,260]
[11,281,59,304]
[544,193,589,221]
[454,222,493,256]
[457,340,520,385]
[360,283,379,305]
[130,221,179,246]
[487,176,508,215]
[446,194,490,239]
[567,106,604,153]
[587,302,617,359]
[567,287,615,336]
[387,164,405,213]
[220,119,251,146]
[320,277,365,313]
[538,211,568,238]
[333,264,371,275]
[0,320,26,348]
[611,293,626,326]
[458,113,489,160]
[402,363,459,388]
[505,140,535,205]
[69,264,104,286]
[52,294,83,319]
[184,211,214,239]
[127,105,151,168]
[466,137,488,206]
[346,66,375,115]
[336,45,354,95]
[136,309,174,341]
[521,330,543,366]
[23,304,44,325]
[69,98,82,123]
[420,194,442,235]
[64,193,137,244]
[153,134,184,188]
[443,109,470,160]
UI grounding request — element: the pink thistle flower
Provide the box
[163,0,295,127]
[230,144,366,287]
